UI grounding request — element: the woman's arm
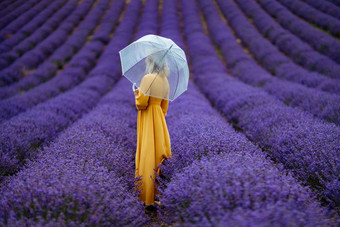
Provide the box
[135,89,149,110]
[135,76,150,110]
[161,99,169,116]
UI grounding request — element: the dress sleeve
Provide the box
[135,89,149,110]
[161,99,169,116]
[135,76,150,110]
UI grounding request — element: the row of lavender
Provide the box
[277,0,340,37]
[0,0,125,177]
[213,0,340,93]
[0,0,27,20]
[0,0,118,123]
[0,0,73,58]
[178,0,340,211]
[327,0,340,7]
[0,0,121,102]
[0,0,94,86]
[0,0,79,99]
[0,0,42,36]
[0,0,155,224]
[257,0,340,65]
[0,0,62,48]
[233,0,340,81]
[197,0,340,125]
[0,52,149,226]
[156,0,337,225]
[303,0,340,20]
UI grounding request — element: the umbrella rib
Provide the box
[145,45,174,95]
[173,61,180,100]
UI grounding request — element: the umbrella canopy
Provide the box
[119,34,189,101]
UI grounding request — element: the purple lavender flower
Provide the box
[0,0,96,86]
[180,0,340,210]
[0,0,141,178]
[302,0,340,20]
[277,0,340,37]
[196,0,340,125]
[233,0,340,79]
[159,153,336,226]
[257,0,340,64]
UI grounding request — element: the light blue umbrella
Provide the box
[119,34,189,101]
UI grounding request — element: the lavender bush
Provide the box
[0,0,160,225]
[303,0,340,20]
[155,1,337,225]
[326,0,340,7]
[0,0,74,56]
[196,0,340,125]
[0,152,149,226]
[256,0,340,64]
[234,0,340,80]
[277,0,340,37]
[181,0,340,210]
[0,0,26,19]
[0,0,141,178]
[214,0,340,85]
[159,153,336,226]
[0,0,43,37]
[0,0,95,86]
[0,0,125,101]
[0,0,118,122]
[0,75,152,225]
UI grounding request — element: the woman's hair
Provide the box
[145,52,170,77]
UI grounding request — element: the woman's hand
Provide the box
[134,89,139,96]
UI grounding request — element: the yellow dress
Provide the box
[134,73,172,206]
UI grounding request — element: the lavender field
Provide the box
[0,0,339,226]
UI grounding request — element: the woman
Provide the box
[134,54,172,207]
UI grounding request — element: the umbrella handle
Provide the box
[132,83,137,92]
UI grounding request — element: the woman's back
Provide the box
[141,73,170,101]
